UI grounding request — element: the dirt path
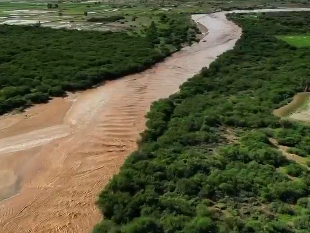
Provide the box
[0,9,308,232]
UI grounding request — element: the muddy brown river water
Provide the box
[0,9,309,233]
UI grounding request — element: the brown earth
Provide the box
[0,13,242,233]
[273,92,310,118]
[273,92,310,123]
[269,138,309,166]
[0,95,77,139]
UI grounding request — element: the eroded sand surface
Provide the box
[0,95,76,139]
[0,9,307,232]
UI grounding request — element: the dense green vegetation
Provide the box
[94,12,310,233]
[87,15,125,22]
[0,14,198,114]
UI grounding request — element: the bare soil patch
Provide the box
[269,138,308,166]
[196,22,208,40]
[0,96,76,139]
[289,98,310,123]
[0,146,43,201]
[0,170,19,201]
[273,92,310,118]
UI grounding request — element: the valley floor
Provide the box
[0,13,241,232]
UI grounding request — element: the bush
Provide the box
[297,197,310,208]
[287,147,307,157]
[294,215,310,230]
[123,218,164,233]
[87,16,125,22]
[183,217,218,233]
[286,163,306,177]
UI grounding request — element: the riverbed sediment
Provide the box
[0,9,309,232]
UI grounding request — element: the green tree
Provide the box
[184,217,218,233]
[123,217,164,233]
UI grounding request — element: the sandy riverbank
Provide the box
[1,8,308,232]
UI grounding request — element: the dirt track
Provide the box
[3,9,306,232]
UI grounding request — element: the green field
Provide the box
[278,35,310,47]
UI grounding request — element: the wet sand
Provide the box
[0,9,308,233]
[0,95,76,139]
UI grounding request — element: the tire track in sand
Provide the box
[0,13,241,233]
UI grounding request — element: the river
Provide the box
[0,8,309,233]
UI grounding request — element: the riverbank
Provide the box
[0,12,241,233]
[1,8,310,232]
[94,9,310,233]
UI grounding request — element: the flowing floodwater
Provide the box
[0,8,309,233]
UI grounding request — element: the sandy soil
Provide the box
[0,9,307,233]
[196,22,208,40]
[274,92,310,117]
[273,92,310,122]
[289,99,310,122]
[0,95,76,139]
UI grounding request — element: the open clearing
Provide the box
[274,92,310,122]
[274,92,310,117]
[278,35,310,47]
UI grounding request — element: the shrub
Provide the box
[286,163,306,177]
[87,16,125,22]
[287,147,307,157]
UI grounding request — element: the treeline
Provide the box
[47,3,59,8]
[0,14,197,114]
[93,12,310,233]
[236,11,310,35]
[87,15,125,22]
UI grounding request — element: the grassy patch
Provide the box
[278,35,310,47]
